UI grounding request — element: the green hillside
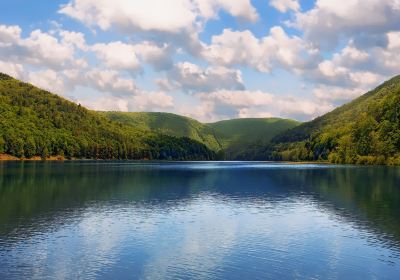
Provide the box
[208,118,300,158]
[247,75,400,165]
[102,112,222,151]
[0,73,215,160]
[101,112,300,159]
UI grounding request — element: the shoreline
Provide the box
[0,154,393,166]
[0,154,66,161]
[0,154,334,165]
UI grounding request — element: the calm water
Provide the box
[1,162,400,279]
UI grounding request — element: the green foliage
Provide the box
[102,111,221,151]
[0,74,216,160]
[249,75,400,165]
[101,112,300,159]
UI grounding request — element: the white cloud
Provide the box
[160,62,245,92]
[270,0,300,13]
[313,86,365,104]
[2,1,400,123]
[82,69,137,96]
[132,41,173,71]
[82,91,174,112]
[202,26,319,73]
[293,0,400,49]
[196,0,258,22]
[276,97,334,120]
[60,0,258,34]
[28,69,71,95]
[0,25,86,71]
[91,41,172,72]
[202,29,269,72]
[60,0,196,33]
[59,30,88,51]
[179,89,335,122]
[91,42,140,71]
[0,24,21,44]
[198,90,274,107]
[0,60,24,79]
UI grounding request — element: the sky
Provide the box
[1,0,400,122]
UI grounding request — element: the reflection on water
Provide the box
[0,161,400,279]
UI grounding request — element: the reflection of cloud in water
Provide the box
[2,163,400,279]
[141,196,238,279]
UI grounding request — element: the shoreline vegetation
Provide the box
[1,72,400,165]
[0,153,65,161]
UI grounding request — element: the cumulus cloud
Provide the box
[202,26,319,73]
[59,30,88,51]
[0,24,87,70]
[292,0,400,50]
[276,97,334,120]
[59,0,258,33]
[82,91,174,112]
[198,90,274,108]
[181,90,332,122]
[177,90,273,121]
[196,0,258,22]
[91,42,141,71]
[270,0,300,13]
[313,86,365,105]
[0,60,24,79]
[80,69,137,96]
[91,41,173,72]
[159,62,245,93]
[28,69,72,95]
[2,1,400,122]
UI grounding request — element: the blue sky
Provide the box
[1,0,399,121]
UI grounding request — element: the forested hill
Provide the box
[208,118,300,159]
[101,112,299,159]
[244,75,400,165]
[102,112,222,151]
[0,73,215,160]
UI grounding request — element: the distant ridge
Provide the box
[3,72,398,165]
[100,112,300,159]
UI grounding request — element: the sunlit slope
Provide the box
[101,112,222,151]
[0,73,215,160]
[102,111,300,158]
[265,75,400,164]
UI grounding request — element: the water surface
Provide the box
[0,162,400,279]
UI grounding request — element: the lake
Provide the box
[0,162,400,279]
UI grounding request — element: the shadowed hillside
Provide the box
[101,112,300,159]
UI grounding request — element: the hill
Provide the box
[102,112,222,151]
[0,73,215,160]
[208,118,300,158]
[245,75,400,165]
[100,112,300,159]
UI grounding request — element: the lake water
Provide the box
[0,162,400,279]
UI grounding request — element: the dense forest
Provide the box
[0,73,215,160]
[241,75,400,165]
[2,72,400,165]
[101,112,299,159]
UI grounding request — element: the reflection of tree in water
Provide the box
[1,162,400,248]
[258,166,400,249]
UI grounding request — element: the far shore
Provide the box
[0,154,65,161]
[0,153,331,164]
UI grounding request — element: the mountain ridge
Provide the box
[0,74,216,160]
[100,111,300,159]
[243,75,400,165]
[2,72,400,165]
